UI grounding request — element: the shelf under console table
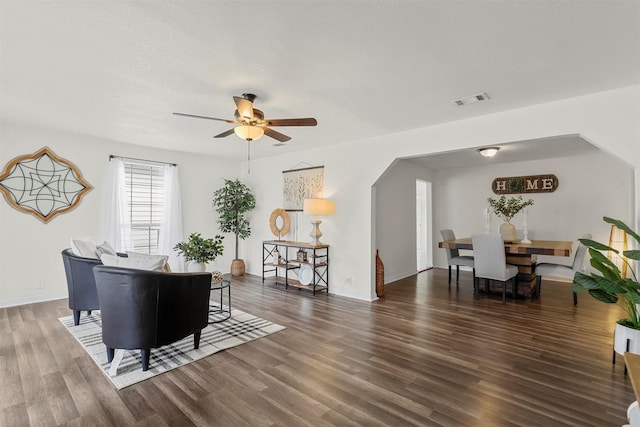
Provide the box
[262,240,329,295]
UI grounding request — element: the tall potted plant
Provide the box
[174,232,224,272]
[213,179,256,276]
[573,217,640,357]
[487,195,534,242]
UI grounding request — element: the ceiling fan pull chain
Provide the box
[247,139,251,174]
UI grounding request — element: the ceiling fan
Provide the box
[173,93,317,143]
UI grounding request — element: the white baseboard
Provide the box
[0,293,66,309]
[384,270,420,284]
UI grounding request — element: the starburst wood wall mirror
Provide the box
[0,147,92,223]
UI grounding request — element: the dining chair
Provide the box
[440,229,475,289]
[535,233,591,304]
[472,233,519,304]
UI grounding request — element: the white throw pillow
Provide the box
[70,238,99,259]
[95,241,117,258]
[100,253,169,272]
[126,252,171,272]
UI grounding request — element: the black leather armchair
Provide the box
[93,265,212,371]
[62,248,103,325]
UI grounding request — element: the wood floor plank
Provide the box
[0,269,635,426]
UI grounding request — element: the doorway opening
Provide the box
[416,179,432,272]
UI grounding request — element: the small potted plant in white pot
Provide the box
[487,195,534,242]
[573,217,640,358]
[174,232,224,272]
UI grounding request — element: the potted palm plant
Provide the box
[487,195,534,242]
[174,232,224,272]
[573,217,640,357]
[213,179,256,276]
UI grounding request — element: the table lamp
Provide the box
[303,198,336,245]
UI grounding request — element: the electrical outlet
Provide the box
[36,280,45,289]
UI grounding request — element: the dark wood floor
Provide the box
[1,269,635,426]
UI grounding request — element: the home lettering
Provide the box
[492,174,558,194]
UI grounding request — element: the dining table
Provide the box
[438,237,573,299]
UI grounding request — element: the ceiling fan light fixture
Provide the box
[234,125,264,141]
[478,147,500,158]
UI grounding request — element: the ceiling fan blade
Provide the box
[264,118,317,127]
[173,112,237,124]
[233,96,254,121]
[213,129,236,138]
[263,127,291,142]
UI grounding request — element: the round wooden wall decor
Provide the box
[269,208,291,238]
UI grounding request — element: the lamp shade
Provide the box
[303,198,336,216]
[234,125,264,141]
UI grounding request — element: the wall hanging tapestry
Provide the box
[282,165,324,211]
[492,174,558,194]
[0,147,92,223]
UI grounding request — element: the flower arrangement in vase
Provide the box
[487,195,534,242]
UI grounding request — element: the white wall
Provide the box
[0,121,240,307]
[241,86,640,301]
[374,159,434,282]
[2,86,638,306]
[431,150,634,269]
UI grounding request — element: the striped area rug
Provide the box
[59,308,285,389]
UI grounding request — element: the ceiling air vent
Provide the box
[453,92,490,106]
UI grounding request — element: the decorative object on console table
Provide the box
[173,232,224,272]
[213,179,256,276]
[0,146,93,223]
[297,248,307,262]
[303,198,336,245]
[269,208,290,240]
[573,217,640,364]
[487,195,534,243]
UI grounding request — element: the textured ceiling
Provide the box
[1,1,639,162]
[404,135,603,171]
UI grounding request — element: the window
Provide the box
[123,162,165,254]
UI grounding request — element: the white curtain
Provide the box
[158,165,184,272]
[103,158,131,252]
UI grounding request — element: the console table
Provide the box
[262,240,329,295]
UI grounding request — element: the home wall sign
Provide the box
[282,165,324,211]
[492,174,558,194]
[0,147,92,223]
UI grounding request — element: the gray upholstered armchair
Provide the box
[93,265,212,371]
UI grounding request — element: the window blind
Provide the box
[124,162,165,254]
